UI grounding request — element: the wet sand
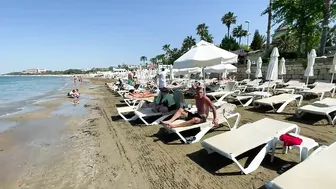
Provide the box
[1,78,336,189]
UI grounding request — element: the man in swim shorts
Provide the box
[162,87,218,128]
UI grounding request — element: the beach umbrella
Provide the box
[246,60,251,79]
[204,63,237,73]
[266,47,280,92]
[304,49,317,85]
[173,40,238,69]
[279,57,286,80]
[255,57,263,78]
[330,52,336,83]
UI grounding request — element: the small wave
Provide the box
[17,107,25,110]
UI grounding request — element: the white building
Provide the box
[23,68,47,74]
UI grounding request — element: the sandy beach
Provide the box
[1,78,336,189]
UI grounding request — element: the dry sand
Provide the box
[2,78,336,189]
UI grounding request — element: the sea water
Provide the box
[0,76,71,116]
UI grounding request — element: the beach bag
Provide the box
[279,133,302,146]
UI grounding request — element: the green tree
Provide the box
[221,11,237,37]
[250,30,264,50]
[156,54,165,64]
[196,23,214,43]
[150,57,157,64]
[272,32,298,52]
[319,0,335,55]
[181,36,196,53]
[326,25,336,46]
[219,36,240,51]
[140,56,147,65]
[262,0,325,54]
[232,24,248,45]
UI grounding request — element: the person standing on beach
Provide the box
[158,68,166,89]
[162,87,218,128]
[128,71,133,85]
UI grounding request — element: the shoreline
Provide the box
[1,78,335,188]
[0,79,97,189]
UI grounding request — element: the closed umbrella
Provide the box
[255,57,263,78]
[330,52,336,83]
[246,60,251,79]
[279,57,286,80]
[266,47,280,92]
[304,49,317,85]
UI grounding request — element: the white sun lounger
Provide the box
[123,93,155,107]
[133,90,185,125]
[245,79,263,87]
[206,81,240,101]
[296,98,336,125]
[249,82,277,92]
[202,118,299,174]
[265,142,336,189]
[253,94,303,113]
[162,105,241,144]
[300,83,335,100]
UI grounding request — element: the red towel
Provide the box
[279,133,303,146]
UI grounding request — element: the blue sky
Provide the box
[0,0,274,73]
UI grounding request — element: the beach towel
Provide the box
[155,93,176,107]
[280,133,303,146]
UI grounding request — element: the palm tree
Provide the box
[221,11,237,37]
[196,23,214,43]
[156,54,165,64]
[266,0,272,54]
[140,56,147,65]
[181,36,196,53]
[162,44,171,54]
[232,25,248,45]
[319,0,332,55]
[272,32,298,52]
[150,57,157,67]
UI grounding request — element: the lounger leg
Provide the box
[326,114,334,125]
[243,97,254,107]
[118,113,138,121]
[235,140,274,175]
[190,126,213,144]
[175,132,187,144]
[320,92,325,100]
[138,116,151,125]
[276,97,302,113]
[227,113,241,130]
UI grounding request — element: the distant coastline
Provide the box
[0,74,75,77]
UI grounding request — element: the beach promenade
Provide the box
[0,78,335,189]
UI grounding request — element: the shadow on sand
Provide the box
[187,144,296,176]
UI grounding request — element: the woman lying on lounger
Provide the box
[149,88,177,113]
[126,89,157,98]
[162,87,218,128]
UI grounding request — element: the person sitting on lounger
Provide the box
[149,88,176,113]
[127,89,157,98]
[162,87,218,128]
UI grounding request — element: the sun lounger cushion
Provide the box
[254,94,301,105]
[202,118,298,157]
[268,142,336,189]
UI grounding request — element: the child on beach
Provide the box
[72,89,80,104]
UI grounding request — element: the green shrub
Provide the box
[280,51,300,59]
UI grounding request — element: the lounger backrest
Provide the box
[173,90,185,109]
[223,81,237,92]
[313,83,335,90]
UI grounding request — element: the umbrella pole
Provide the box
[332,73,334,83]
[306,77,309,86]
[267,81,271,93]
